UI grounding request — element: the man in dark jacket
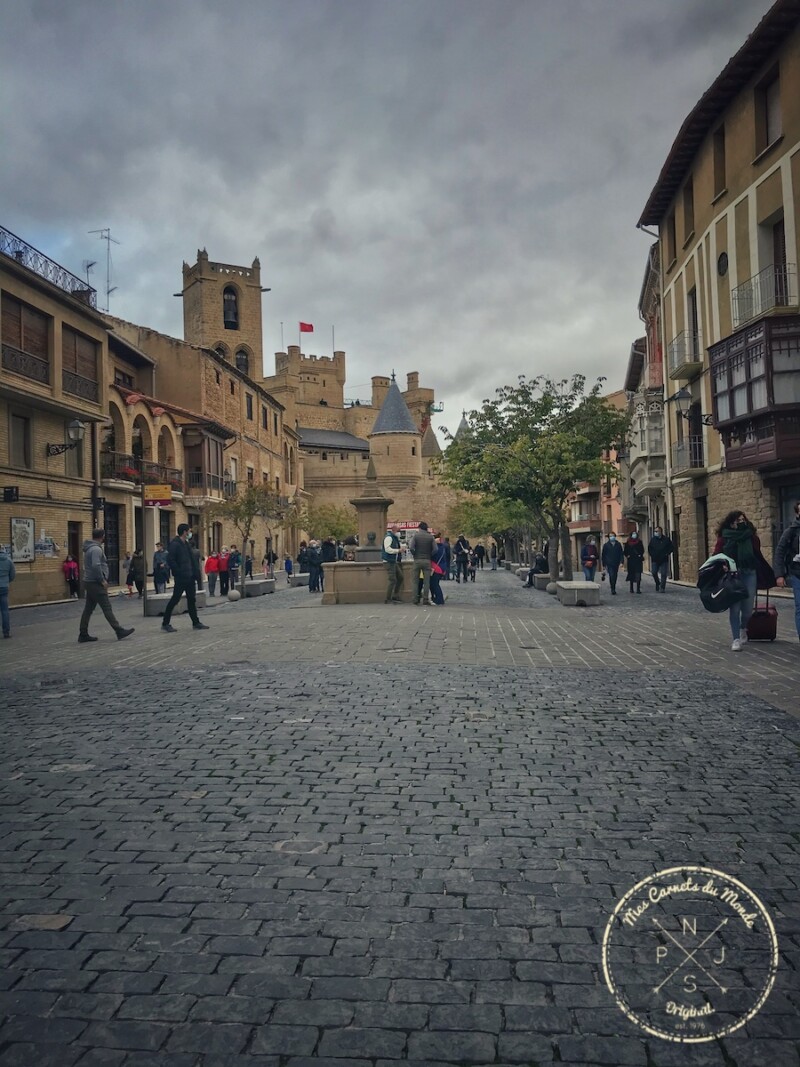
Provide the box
[775,501,800,642]
[409,521,435,605]
[454,534,471,583]
[647,527,675,592]
[161,524,209,633]
[307,540,323,593]
[601,533,625,595]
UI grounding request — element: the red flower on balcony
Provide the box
[117,466,140,481]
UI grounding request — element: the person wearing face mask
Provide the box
[623,530,645,593]
[775,500,800,643]
[601,532,624,594]
[712,510,775,651]
[161,524,209,633]
[647,526,675,592]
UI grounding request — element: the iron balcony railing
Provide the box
[671,435,705,474]
[667,330,703,376]
[101,451,184,492]
[185,471,237,497]
[732,263,797,328]
[2,342,49,384]
[63,368,99,403]
[1,224,98,308]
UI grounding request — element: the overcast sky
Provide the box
[1,0,764,433]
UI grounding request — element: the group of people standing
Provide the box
[580,528,675,595]
[202,547,242,597]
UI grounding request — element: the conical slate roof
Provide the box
[370,378,419,435]
[421,423,441,457]
[453,412,471,440]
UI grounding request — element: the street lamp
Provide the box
[47,419,86,456]
[671,386,714,426]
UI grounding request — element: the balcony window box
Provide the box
[711,315,800,471]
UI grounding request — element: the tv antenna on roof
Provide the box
[82,259,96,289]
[88,228,120,311]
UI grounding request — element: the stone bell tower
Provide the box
[180,249,264,375]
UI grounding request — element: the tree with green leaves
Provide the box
[208,485,299,592]
[437,375,630,580]
[296,502,357,543]
[447,497,542,562]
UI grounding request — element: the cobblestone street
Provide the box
[1,570,798,1066]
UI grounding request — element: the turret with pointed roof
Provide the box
[368,374,422,483]
[453,411,471,441]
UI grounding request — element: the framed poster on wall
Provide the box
[11,517,34,561]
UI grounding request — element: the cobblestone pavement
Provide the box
[0,572,799,1066]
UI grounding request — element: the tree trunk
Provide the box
[559,520,573,580]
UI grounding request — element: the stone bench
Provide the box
[244,578,276,597]
[533,573,551,590]
[517,567,529,580]
[144,590,208,617]
[556,580,600,606]
[289,573,310,587]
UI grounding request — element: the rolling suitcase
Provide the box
[746,591,778,641]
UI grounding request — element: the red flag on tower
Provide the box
[299,322,314,333]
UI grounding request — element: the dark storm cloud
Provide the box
[0,0,776,423]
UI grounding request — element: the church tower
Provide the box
[180,249,264,378]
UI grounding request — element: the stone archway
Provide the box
[105,401,127,455]
[157,423,178,467]
[131,413,153,462]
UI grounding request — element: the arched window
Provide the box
[235,350,249,374]
[214,344,228,361]
[223,287,239,330]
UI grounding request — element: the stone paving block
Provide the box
[496,1032,559,1064]
[318,1027,407,1059]
[0,1045,82,1067]
[77,1021,171,1052]
[249,1025,319,1055]
[406,1030,497,1062]
[557,1035,648,1065]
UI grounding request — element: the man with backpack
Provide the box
[775,500,800,643]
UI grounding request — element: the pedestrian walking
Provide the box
[430,533,447,605]
[62,554,80,598]
[152,542,170,593]
[601,533,624,594]
[308,540,323,593]
[775,499,800,644]
[490,542,498,571]
[580,536,599,582]
[245,554,253,579]
[712,510,774,651]
[161,524,209,633]
[218,549,230,596]
[442,537,453,579]
[204,550,220,596]
[623,531,644,593]
[467,549,478,582]
[0,545,16,639]
[122,552,134,596]
[474,543,486,569]
[130,549,145,597]
[409,521,435,605]
[78,530,135,643]
[228,546,241,591]
[284,554,293,582]
[454,534,470,583]
[648,527,675,592]
[382,522,404,603]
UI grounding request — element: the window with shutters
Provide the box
[755,67,781,155]
[10,411,32,468]
[1,294,50,383]
[62,325,99,401]
[65,420,84,478]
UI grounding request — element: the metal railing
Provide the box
[1,224,98,307]
[667,330,703,376]
[2,342,49,384]
[732,263,797,328]
[63,368,99,403]
[185,471,237,497]
[671,435,705,474]
[100,451,184,492]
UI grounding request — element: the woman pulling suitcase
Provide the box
[712,510,775,651]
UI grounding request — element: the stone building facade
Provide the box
[0,226,108,604]
[262,350,464,539]
[638,0,800,579]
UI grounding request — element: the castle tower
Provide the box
[368,375,422,484]
[180,249,264,377]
